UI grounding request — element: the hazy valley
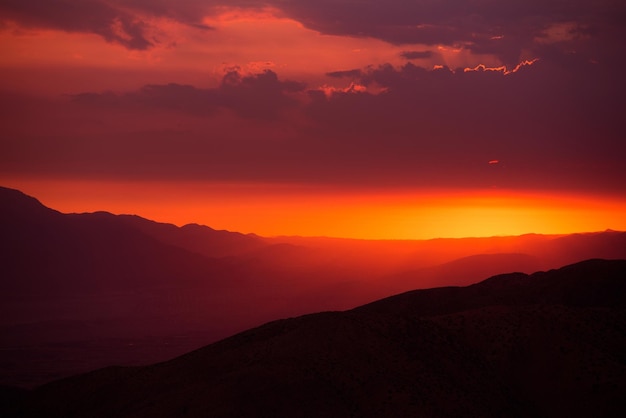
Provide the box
[2,186,626,389]
[3,258,625,417]
[1,186,626,417]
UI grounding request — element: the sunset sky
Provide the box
[1,0,625,239]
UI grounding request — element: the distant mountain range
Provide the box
[1,185,626,388]
[3,259,625,417]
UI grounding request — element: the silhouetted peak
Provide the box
[181,223,217,232]
[471,271,529,289]
[70,210,117,220]
[181,223,258,239]
[0,186,61,220]
[1,186,46,209]
[357,259,626,317]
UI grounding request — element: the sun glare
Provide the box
[3,179,625,240]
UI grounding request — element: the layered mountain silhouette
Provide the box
[2,185,626,388]
[3,259,625,418]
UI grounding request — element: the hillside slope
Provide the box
[2,185,626,390]
[6,259,626,418]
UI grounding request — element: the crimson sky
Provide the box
[1,1,625,238]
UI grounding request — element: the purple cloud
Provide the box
[326,69,364,79]
[2,0,624,70]
[259,0,626,67]
[70,70,306,119]
[0,0,155,49]
[8,58,612,194]
[400,50,433,60]
[0,0,216,49]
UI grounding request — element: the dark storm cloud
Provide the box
[259,0,626,66]
[0,0,154,49]
[218,70,306,118]
[70,70,306,119]
[4,0,625,65]
[2,0,625,194]
[299,57,625,190]
[400,51,433,60]
[72,84,219,116]
[58,59,624,190]
[0,0,214,49]
[326,69,363,79]
[1,46,621,192]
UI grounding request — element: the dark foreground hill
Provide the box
[4,259,626,418]
[3,185,626,388]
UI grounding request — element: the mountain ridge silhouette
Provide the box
[2,185,626,392]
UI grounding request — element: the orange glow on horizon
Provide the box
[3,179,626,240]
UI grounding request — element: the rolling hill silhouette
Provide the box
[2,185,626,389]
[4,259,625,418]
